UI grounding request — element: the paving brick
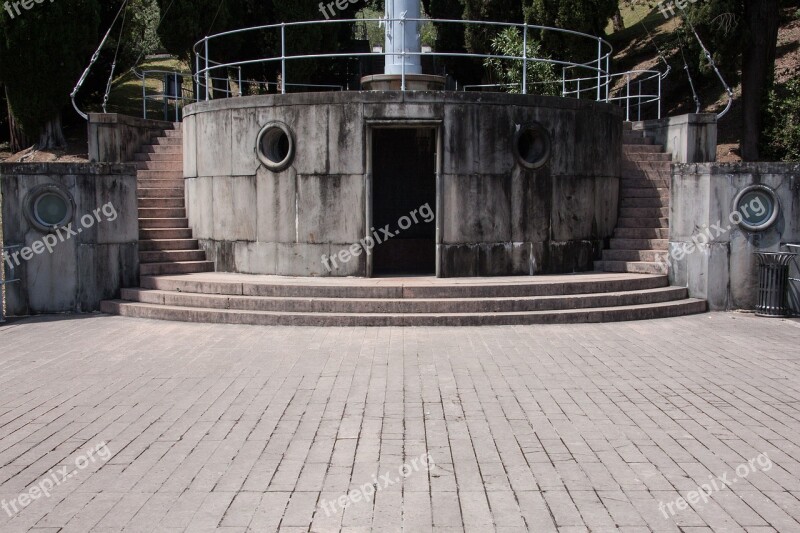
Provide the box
[0,313,797,531]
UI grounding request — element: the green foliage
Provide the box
[0,0,100,136]
[761,78,800,162]
[682,0,743,85]
[525,0,618,61]
[484,27,559,95]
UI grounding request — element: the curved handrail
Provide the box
[192,17,613,99]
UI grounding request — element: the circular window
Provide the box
[256,121,295,171]
[514,123,552,170]
[732,184,780,232]
[24,184,74,232]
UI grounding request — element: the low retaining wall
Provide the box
[633,113,717,163]
[669,162,800,312]
[89,113,173,163]
[0,162,139,315]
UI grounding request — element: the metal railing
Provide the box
[193,18,615,98]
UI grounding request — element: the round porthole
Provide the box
[514,122,551,170]
[256,121,295,171]
[23,184,74,233]
[732,184,780,232]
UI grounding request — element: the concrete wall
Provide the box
[88,113,174,163]
[0,163,139,314]
[633,113,717,163]
[183,91,622,277]
[669,162,800,311]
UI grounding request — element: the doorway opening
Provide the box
[371,127,437,276]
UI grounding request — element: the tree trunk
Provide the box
[37,114,67,150]
[613,8,624,32]
[741,0,780,161]
[6,86,30,153]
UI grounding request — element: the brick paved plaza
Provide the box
[0,313,799,532]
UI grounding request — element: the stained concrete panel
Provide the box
[256,166,297,244]
[196,109,232,177]
[296,174,364,244]
[212,176,257,241]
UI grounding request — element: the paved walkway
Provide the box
[0,313,799,532]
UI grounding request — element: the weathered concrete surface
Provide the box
[670,162,800,311]
[0,163,139,314]
[88,114,174,163]
[184,91,622,277]
[633,113,717,163]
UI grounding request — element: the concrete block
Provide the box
[478,242,532,276]
[234,241,278,274]
[183,114,197,178]
[551,176,596,242]
[212,176,257,241]
[256,166,297,243]
[510,166,551,243]
[296,174,364,243]
[196,109,232,177]
[442,174,511,243]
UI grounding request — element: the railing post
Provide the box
[400,14,406,91]
[596,37,602,101]
[638,80,643,121]
[238,67,243,97]
[195,50,200,103]
[174,72,179,122]
[605,56,610,102]
[658,74,662,119]
[522,24,528,95]
[561,67,566,97]
[204,37,210,101]
[281,23,286,95]
[625,73,630,122]
[577,78,581,100]
[142,73,147,119]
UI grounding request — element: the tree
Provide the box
[0,0,100,150]
[683,0,783,161]
[740,0,780,160]
[484,27,560,95]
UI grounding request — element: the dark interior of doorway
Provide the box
[371,127,436,276]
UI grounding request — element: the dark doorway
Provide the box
[371,128,437,275]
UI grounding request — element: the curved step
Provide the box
[100,298,708,326]
[138,273,671,299]
[120,286,689,314]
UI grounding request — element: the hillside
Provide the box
[607,3,800,161]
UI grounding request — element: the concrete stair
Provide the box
[595,128,672,276]
[101,272,706,326]
[134,126,213,278]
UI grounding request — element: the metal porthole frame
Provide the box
[513,122,552,170]
[256,121,295,172]
[732,184,781,232]
[23,183,75,233]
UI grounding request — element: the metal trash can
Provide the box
[754,252,796,317]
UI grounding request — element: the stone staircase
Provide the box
[134,126,213,277]
[102,272,706,326]
[595,124,671,275]
[101,122,706,326]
